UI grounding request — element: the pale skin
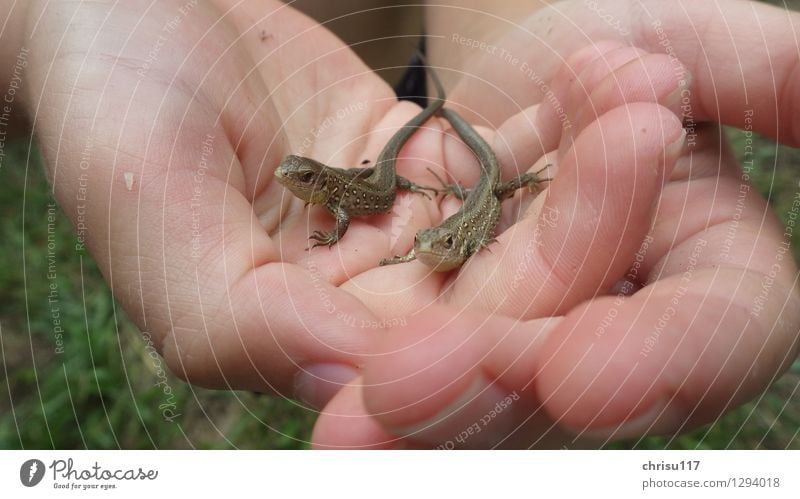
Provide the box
[4,0,798,448]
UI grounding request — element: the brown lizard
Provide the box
[380,106,550,271]
[274,67,446,248]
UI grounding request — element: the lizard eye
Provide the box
[299,171,315,183]
[443,235,454,249]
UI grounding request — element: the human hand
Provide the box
[429,0,800,147]
[22,0,456,405]
[312,2,800,448]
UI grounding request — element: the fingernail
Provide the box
[293,363,359,410]
[391,375,520,448]
[662,69,692,112]
[664,129,687,166]
[663,83,683,111]
[573,398,681,441]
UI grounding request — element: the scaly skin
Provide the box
[274,66,447,248]
[380,106,550,271]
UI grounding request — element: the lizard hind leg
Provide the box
[396,175,436,200]
[425,167,469,200]
[496,167,553,200]
[525,163,554,192]
[534,163,552,176]
[522,171,552,193]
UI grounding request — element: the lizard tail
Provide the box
[410,44,446,109]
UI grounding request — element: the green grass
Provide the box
[0,141,315,449]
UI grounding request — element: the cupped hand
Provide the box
[313,1,800,448]
[24,0,451,404]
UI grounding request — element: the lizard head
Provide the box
[413,227,468,272]
[274,155,330,205]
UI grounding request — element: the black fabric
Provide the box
[393,37,428,107]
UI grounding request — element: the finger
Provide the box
[226,0,381,150]
[492,48,689,181]
[360,307,577,448]
[536,263,800,440]
[534,41,632,156]
[628,0,800,145]
[436,45,649,195]
[452,103,685,317]
[637,146,786,283]
[575,53,690,133]
[441,1,800,145]
[444,35,628,127]
[543,0,800,145]
[411,45,667,198]
[556,45,649,156]
[311,378,401,449]
[438,43,637,184]
[490,41,636,178]
[492,104,552,179]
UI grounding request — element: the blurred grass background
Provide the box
[2,0,800,450]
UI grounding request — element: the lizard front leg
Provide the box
[308,206,351,249]
[379,249,417,266]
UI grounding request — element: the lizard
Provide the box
[380,105,551,271]
[274,64,447,249]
